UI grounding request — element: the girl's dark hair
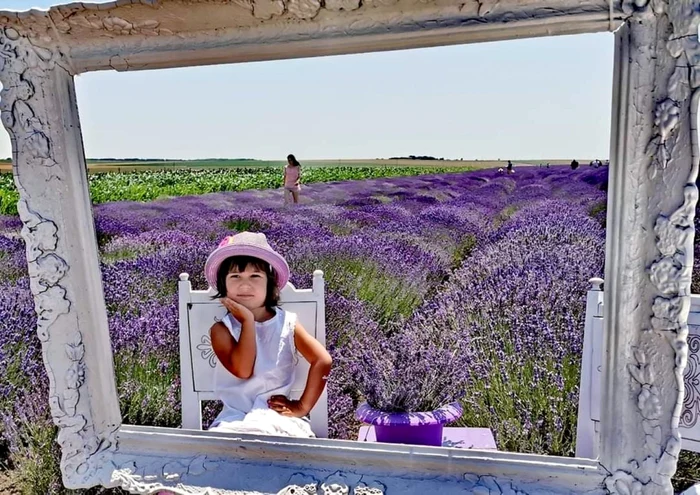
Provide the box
[287,154,301,167]
[213,256,280,311]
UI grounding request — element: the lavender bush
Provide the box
[355,313,473,413]
[0,165,614,492]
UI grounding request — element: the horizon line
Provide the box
[0,157,608,162]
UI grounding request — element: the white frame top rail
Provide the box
[0,1,699,493]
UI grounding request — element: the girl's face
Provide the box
[226,264,268,310]
[287,157,293,166]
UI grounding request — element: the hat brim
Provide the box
[204,244,290,290]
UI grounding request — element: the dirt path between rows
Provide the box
[0,470,21,495]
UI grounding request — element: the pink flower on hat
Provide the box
[204,232,290,290]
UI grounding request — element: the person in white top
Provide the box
[283,154,302,205]
[204,232,332,437]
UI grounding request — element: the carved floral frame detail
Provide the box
[0,0,699,494]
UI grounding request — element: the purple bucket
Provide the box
[356,402,462,447]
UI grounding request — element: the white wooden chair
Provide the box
[576,278,700,458]
[178,270,328,438]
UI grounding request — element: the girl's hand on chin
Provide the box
[221,297,255,324]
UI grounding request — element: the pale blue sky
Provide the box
[0,1,614,160]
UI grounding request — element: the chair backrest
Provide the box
[178,270,328,438]
[576,278,700,458]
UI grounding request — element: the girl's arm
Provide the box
[268,320,331,416]
[282,167,287,186]
[210,312,256,379]
[294,320,331,414]
[296,167,301,186]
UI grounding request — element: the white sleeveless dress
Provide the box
[208,308,315,438]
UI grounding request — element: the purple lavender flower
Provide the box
[0,164,611,469]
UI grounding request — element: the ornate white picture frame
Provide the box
[0,1,698,493]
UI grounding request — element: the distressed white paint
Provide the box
[599,9,700,492]
[1,0,624,73]
[179,270,328,438]
[0,0,698,494]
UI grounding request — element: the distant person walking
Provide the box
[507,160,514,174]
[570,159,579,170]
[283,154,302,204]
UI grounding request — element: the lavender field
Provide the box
[0,165,614,491]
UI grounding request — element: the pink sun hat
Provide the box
[204,232,290,290]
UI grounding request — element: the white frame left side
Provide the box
[0,1,699,494]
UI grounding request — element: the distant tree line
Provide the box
[89,158,180,162]
[388,155,446,161]
[0,158,259,163]
[88,158,258,162]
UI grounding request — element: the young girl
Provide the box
[204,232,331,437]
[283,154,302,205]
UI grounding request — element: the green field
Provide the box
[0,158,502,174]
[0,158,587,216]
[0,163,482,215]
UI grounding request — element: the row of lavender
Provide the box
[0,166,607,491]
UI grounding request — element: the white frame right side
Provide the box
[0,1,698,493]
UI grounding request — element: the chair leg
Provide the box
[181,391,203,430]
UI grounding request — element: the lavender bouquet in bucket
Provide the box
[354,315,472,446]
